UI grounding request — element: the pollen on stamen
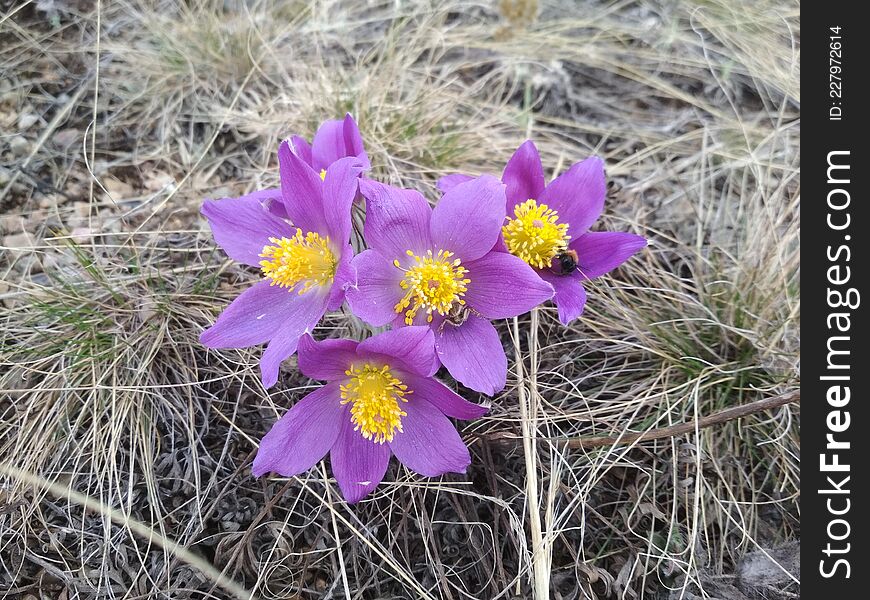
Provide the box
[392,248,470,325]
[340,363,410,444]
[502,199,570,269]
[259,229,337,294]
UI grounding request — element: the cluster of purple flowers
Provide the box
[200,115,646,503]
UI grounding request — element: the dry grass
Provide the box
[1,0,799,598]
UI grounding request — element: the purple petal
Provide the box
[345,249,404,327]
[360,179,432,261]
[201,193,296,267]
[388,396,471,477]
[278,140,328,235]
[297,334,359,381]
[252,382,344,477]
[503,140,545,209]
[327,246,354,312]
[200,280,301,348]
[539,156,606,240]
[463,251,553,319]
[436,173,474,194]
[402,373,488,420]
[539,270,588,325]
[434,315,507,395]
[289,135,313,167]
[330,416,391,503]
[261,190,289,219]
[357,326,438,377]
[311,114,370,172]
[321,157,364,244]
[260,290,330,388]
[430,175,507,262]
[341,114,370,169]
[572,231,646,279]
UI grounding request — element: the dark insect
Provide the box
[549,249,579,276]
[607,179,622,200]
[437,304,476,333]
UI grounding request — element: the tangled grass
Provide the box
[1,0,799,598]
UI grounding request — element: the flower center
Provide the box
[393,249,470,325]
[319,169,327,181]
[259,229,337,294]
[340,363,410,443]
[502,199,569,269]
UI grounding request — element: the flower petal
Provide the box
[388,396,471,477]
[297,334,359,381]
[201,193,296,267]
[278,140,328,234]
[360,179,433,261]
[330,415,391,503]
[430,175,506,262]
[200,280,300,348]
[463,251,553,319]
[357,326,438,377]
[341,113,370,168]
[503,140,545,209]
[289,135,313,167]
[259,290,330,387]
[321,157,364,244]
[571,231,646,280]
[436,173,474,194]
[539,270,588,325]
[434,315,507,395]
[539,156,606,240]
[326,245,354,312]
[345,249,404,327]
[312,114,370,172]
[402,373,488,420]
[252,382,344,477]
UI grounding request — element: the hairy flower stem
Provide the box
[513,310,549,599]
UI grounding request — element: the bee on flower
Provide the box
[438,140,647,325]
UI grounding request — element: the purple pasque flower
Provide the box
[288,113,370,178]
[438,140,646,325]
[199,143,364,388]
[345,176,554,395]
[252,327,487,504]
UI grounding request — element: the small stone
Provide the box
[54,128,80,148]
[103,177,133,198]
[39,193,64,209]
[3,231,34,251]
[3,231,42,274]
[70,227,93,241]
[9,136,30,156]
[72,202,90,218]
[145,171,175,191]
[1,214,25,234]
[0,280,16,309]
[17,112,39,130]
[138,300,157,324]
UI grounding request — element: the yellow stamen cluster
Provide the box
[319,169,327,181]
[340,363,410,443]
[393,249,470,325]
[502,199,570,269]
[259,230,337,294]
